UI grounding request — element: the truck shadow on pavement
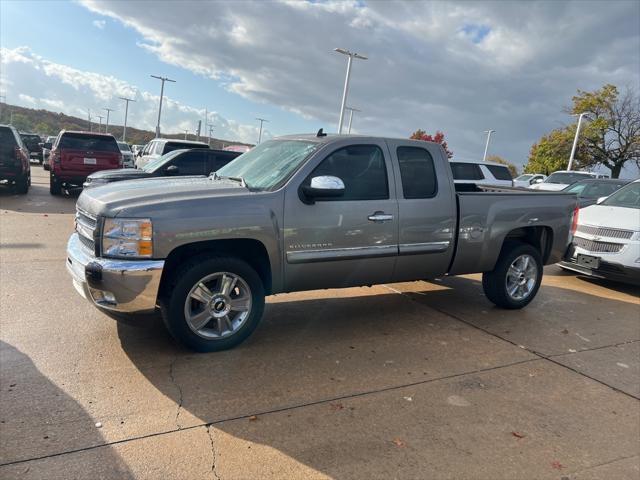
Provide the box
[0,341,134,479]
[111,276,639,478]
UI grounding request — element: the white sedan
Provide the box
[560,179,640,285]
[529,171,596,191]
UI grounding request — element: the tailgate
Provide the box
[0,147,19,173]
[60,149,121,173]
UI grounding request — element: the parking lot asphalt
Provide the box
[1,166,639,479]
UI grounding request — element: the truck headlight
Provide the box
[102,218,153,258]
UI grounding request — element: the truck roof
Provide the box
[277,133,441,148]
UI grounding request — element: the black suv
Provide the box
[83,148,242,188]
[0,125,31,193]
[20,132,43,163]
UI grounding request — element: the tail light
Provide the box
[570,205,580,236]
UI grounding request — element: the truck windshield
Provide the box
[601,182,640,209]
[215,139,319,190]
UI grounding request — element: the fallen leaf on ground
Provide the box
[330,402,344,411]
[551,461,565,470]
[511,431,525,439]
[392,438,406,448]
[561,329,569,334]
[248,415,258,422]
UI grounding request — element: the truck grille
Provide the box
[576,224,634,240]
[75,207,97,254]
[573,236,623,253]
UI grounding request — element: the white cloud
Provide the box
[77,0,640,167]
[92,19,106,29]
[0,47,263,143]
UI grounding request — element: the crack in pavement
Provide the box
[206,425,221,480]
[168,356,184,429]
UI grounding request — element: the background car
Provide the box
[449,158,514,188]
[0,124,31,194]
[131,144,144,157]
[41,135,57,170]
[49,130,122,195]
[562,178,631,208]
[84,148,241,188]
[19,132,43,164]
[117,141,135,168]
[514,173,546,188]
[529,170,596,191]
[135,138,209,169]
[560,179,640,285]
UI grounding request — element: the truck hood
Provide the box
[578,204,640,232]
[77,175,248,217]
[87,168,154,181]
[529,183,567,191]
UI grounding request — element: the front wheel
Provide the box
[482,242,543,309]
[162,256,265,352]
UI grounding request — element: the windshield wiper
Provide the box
[212,172,247,188]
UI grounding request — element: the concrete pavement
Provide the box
[1,167,638,479]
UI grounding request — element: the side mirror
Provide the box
[300,175,345,204]
[596,196,607,204]
[43,142,52,150]
[531,177,543,184]
[165,165,179,175]
[137,150,143,157]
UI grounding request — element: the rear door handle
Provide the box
[368,211,394,222]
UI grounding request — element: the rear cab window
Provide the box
[0,127,19,149]
[450,162,484,180]
[485,165,513,181]
[397,146,437,198]
[163,142,209,155]
[58,133,119,153]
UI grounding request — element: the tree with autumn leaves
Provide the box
[409,130,453,158]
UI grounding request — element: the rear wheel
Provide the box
[482,242,542,309]
[49,172,61,195]
[162,256,265,352]
[15,173,30,194]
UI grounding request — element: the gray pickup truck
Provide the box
[67,133,578,352]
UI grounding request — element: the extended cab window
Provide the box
[450,162,484,180]
[310,145,388,201]
[397,146,437,198]
[58,133,119,152]
[486,165,513,181]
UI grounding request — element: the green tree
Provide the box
[34,122,53,135]
[523,126,586,175]
[9,113,32,132]
[486,155,518,177]
[568,84,639,178]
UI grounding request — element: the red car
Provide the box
[48,131,122,195]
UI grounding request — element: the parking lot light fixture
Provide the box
[568,113,588,171]
[151,75,176,138]
[334,48,367,134]
[103,108,114,134]
[97,115,104,132]
[256,117,268,144]
[119,97,136,142]
[482,129,495,162]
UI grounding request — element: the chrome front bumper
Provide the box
[66,233,165,313]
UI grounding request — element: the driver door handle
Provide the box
[368,211,394,222]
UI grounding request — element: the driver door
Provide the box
[283,140,399,292]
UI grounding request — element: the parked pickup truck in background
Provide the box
[67,134,578,352]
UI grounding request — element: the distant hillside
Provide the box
[0,103,253,150]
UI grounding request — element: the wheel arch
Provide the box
[159,238,273,297]
[501,226,554,264]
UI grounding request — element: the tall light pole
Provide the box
[103,107,114,134]
[482,129,495,162]
[119,96,136,142]
[151,75,176,138]
[0,95,5,121]
[345,106,361,134]
[97,115,104,132]
[568,112,588,171]
[183,129,189,140]
[87,109,92,132]
[256,117,268,144]
[334,48,367,134]
[208,125,214,146]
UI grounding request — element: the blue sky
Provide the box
[1,0,638,176]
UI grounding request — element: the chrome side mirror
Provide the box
[300,175,345,204]
[596,196,607,204]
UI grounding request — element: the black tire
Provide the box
[482,242,543,309]
[43,162,50,171]
[15,173,30,194]
[162,255,265,352]
[49,172,61,195]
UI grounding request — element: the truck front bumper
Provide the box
[66,233,165,313]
